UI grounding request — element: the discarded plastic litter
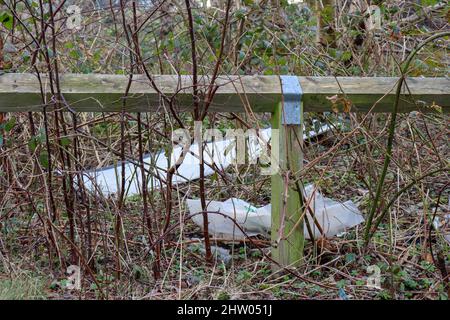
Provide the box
[302,184,364,239]
[187,184,364,240]
[81,125,330,196]
[187,198,271,239]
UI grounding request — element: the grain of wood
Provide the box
[0,73,448,113]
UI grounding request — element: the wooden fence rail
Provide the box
[1,74,448,113]
[1,73,448,268]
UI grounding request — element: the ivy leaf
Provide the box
[0,11,13,30]
[4,117,16,132]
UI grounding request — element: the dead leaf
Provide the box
[425,253,434,264]
[327,95,353,113]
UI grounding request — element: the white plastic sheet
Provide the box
[187,184,364,240]
[187,198,271,239]
[82,125,330,196]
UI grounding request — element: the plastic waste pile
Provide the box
[187,184,364,240]
[81,125,330,196]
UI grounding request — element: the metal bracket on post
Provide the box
[280,75,302,125]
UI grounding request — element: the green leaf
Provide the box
[39,151,50,168]
[28,137,38,152]
[65,42,75,49]
[60,137,71,147]
[341,51,352,62]
[345,253,356,263]
[4,117,16,132]
[69,49,81,59]
[22,51,31,63]
[0,11,13,30]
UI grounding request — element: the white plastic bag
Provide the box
[187,198,271,239]
[302,184,364,238]
[187,184,364,240]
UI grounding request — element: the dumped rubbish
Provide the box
[187,184,364,240]
[302,184,364,239]
[81,125,330,196]
[187,198,271,239]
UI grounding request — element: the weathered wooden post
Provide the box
[271,76,304,269]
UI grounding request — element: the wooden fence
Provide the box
[1,73,448,267]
